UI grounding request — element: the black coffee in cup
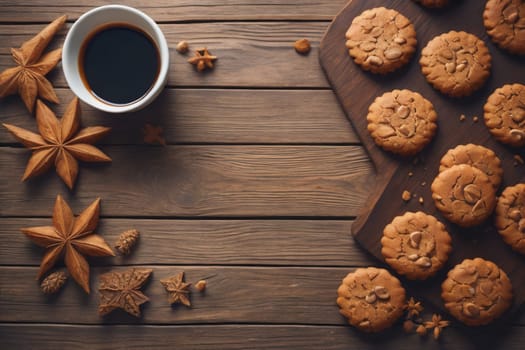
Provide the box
[79,23,160,106]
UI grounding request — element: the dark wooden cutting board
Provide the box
[319,0,525,321]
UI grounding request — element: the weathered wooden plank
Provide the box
[0,0,346,22]
[0,266,348,324]
[0,218,369,266]
[2,324,525,350]
[0,146,374,217]
[0,89,356,144]
[1,267,524,328]
[0,22,331,88]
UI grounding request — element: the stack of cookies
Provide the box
[337,0,524,333]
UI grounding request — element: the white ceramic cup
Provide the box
[62,5,169,113]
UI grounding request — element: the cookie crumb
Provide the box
[514,154,524,166]
[402,190,412,202]
[459,114,466,122]
[408,171,414,177]
[294,39,311,54]
[419,197,424,204]
[473,116,479,123]
[421,181,426,187]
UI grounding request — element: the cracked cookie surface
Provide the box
[484,0,525,54]
[381,211,452,280]
[439,144,503,189]
[336,267,406,332]
[431,164,497,227]
[484,83,525,147]
[442,258,513,326]
[495,183,525,254]
[345,7,417,74]
[367,89,437,156]
[420,31,491,97]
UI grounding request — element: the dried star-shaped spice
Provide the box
[160,272,192,307]
[188,48,217,72]
[21,195,114,293]
[0,15,66,113]
[424,313,450,340]
[143,123,166,146]
[3,97,111,189]
[98,268,152,317]
[404,297,424,319]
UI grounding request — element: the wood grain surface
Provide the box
[319,0,525,318]
[1,0,524,349]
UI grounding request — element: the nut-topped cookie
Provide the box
[495,183,525,254]
[439,144,503,189]
[413,0,449,8]
[381,211,452,280]
[336,267,406,332]
[420,31,492,97]
[442,258,513,326]
[484,0,525,55]
[484,83,525,148]
[431,164,497,227]
[345,7,417,74]
[367,89,438,156]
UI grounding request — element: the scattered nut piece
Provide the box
[408,171,414,177]
[419,197,424,204]
[459,114,466,122]
[143,123,167,146]
[195,279,207,292]
[176,40,189,54]
[514,154,524,166]
[421,181,426,186]
[473,116,479,123]
[416,324,427,336]
[403,319,415,333]
[40,271,67,295]
[294,38,311,54]
[402,190,411,202]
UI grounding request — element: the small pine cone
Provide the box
[115,229,140,255]
[41,271,67,294]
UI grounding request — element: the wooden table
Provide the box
[0,1,523,349]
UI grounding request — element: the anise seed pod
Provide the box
[115,229,140,255]
[40,271,67,294]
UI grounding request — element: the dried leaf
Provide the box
[98,268,152,317]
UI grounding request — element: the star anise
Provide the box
[98,268,152,317]
[3,97,111,189]
[404,297,424,319]
[21,195,114,293]
[160,272,192,307]
[0,15,66,113]
[424,313,450,340]
[188,48,217,72]
[143,123,166,146]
